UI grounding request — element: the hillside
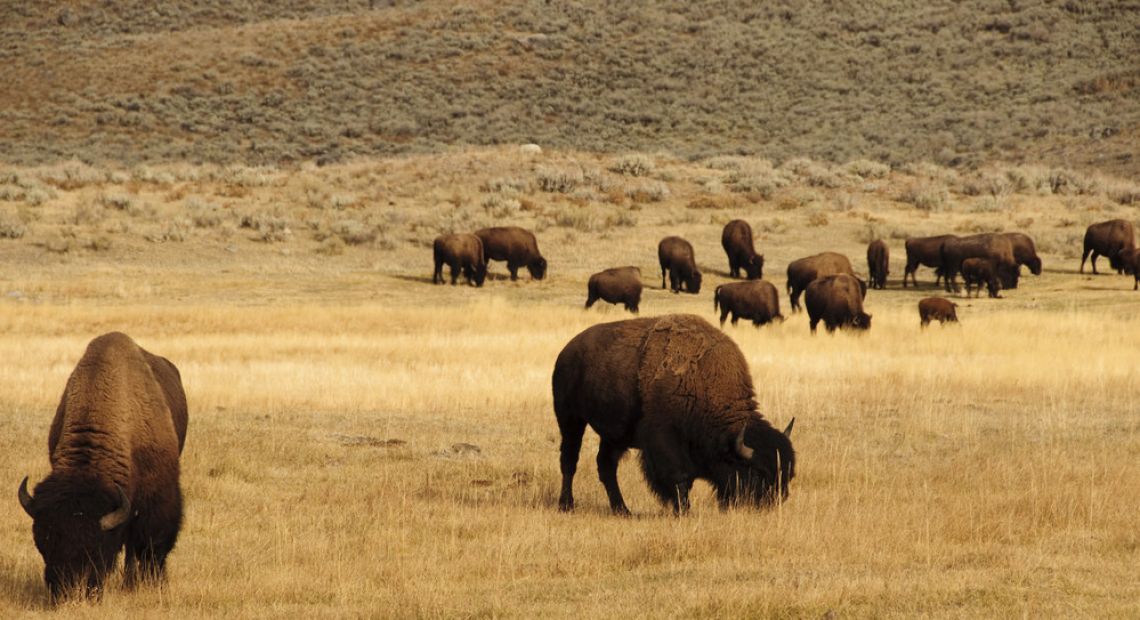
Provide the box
[2,0,1138,174]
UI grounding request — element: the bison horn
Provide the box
[735,427,755,460]
[18,476,34,517]
[99,485,131,531]
[783,418,795,438]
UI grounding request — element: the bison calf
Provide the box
[961,257,1001,298]
[714,280,783,327]
[918,297,959,328]
[432,233,486,286]
[658,236,702,294]
[804,274,871,334]
[866,239,889,289]
[586,266,643,313]
[721,219,764,279]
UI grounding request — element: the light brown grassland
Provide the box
[1,148,1139,618]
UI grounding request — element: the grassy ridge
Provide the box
[2,1,1137,173]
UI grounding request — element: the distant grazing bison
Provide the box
[721,220,764,279]
[1080,219,1136,274]
[474,226,547,280]
[918,297,959,328]
[585,266,643,314]
[904,234,957,288]
[18,332,188,600]
[805,274,872,334]
[786,251,859,312]
[658,236,702,294]
[552,314,795,515]
[961,257,1002,298]
[1001,232,1042,283]
[866,239,889,289]
[714,280,783,327]
[432,233,486,286]
[941,233,1019,292]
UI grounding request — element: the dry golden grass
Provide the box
[1,151,1139,617]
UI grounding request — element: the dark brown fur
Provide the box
[1119,247,1139,290]
[721,220,764,279]
[552,315,795,515]
[19,332,187,600]
[658,236,702,294]
[941,233,1019,292]
[432,233,486,286]
[903,234,957,288]
[474,226,547,280]
[586,266,643,314]
[918,297,959,328]
[1002,232,1042,282]
[961,257,1002,298]
[804,274,872,334]
[1080,219,1136,275]
[714,280,783,327]
[866,239,889,289]
[785,251,858,312]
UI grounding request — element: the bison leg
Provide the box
[809,315,819,334]
[556,416,587,512]
[432,258,444,284]
[124,489,182,587]
[596,439,631,516]
[789,287,801,312]
[507,262,520,281]
[660,265,667,289]
[719,309,730,327]
[585,292,598,310]
[625,302,639,314]
[1089,250,1100,275]
[638,437,695,515]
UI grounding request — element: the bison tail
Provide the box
[713,286,721,312]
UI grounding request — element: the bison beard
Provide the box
[552,315,795,515]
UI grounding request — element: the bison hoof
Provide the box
[611,505,632,517]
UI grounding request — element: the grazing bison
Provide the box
[552,314,795,515]
[18,332,188,600]
[918,297,959,328]
[1002,232,1043,283]
[866,239,889,289]
[721,220,764,279]
[941,233,1019,292]
[903,234,957,288]
[714,280,783,327]
[785,251,859,312]
[432,233,486,287]
[474,226,547,281]
[804,274,872,334]
[658,236,702,294]
[1080,219,1136,274]
[961,257,1002,298]
[586,266,643,314]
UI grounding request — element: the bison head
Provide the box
[1026,256,1043,276]
[744,255,764,280]
[527,257,547,280]
[721,419,796,507]
[852,312,872,330]
[687,270,702,294]
[469,263,487,287]
[18,476,131,600]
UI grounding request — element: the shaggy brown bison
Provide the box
[721,220,764,279]
[866,239,889,289]
[804,274,871,334]
[903,234,957,287]
[918,297,959,328]
[1081,219,1136,274]
[586,266,643,314]
[961,257,1002,298]
[714,280,783,327]
[432,233,486,286]
[941,233,1019,292]
[18,332,188,600]
[552,314,795,515]
[1001,232,1042,283]
[658,236,702,294]
[786,251,859,312]
[474,226,547,280]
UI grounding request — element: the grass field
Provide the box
[1,150,1139,617]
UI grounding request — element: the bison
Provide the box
[18,332,188,600]
[918,297,959,328]
[804,274,872,334]
[941,233,1019,292]
[714,280,783,327]
[866,239,889,289]
[552,314,795,515]
[786,251,859,312]
[721,220,764,279]
[585,266,643,314]
[961,257,1002,298]
[1080,219,1136,275]
[432,233,486,286]
[474,226,547,281]
[658,236,702,294]
[903,234,957,288]
[1001,232,1042,283]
